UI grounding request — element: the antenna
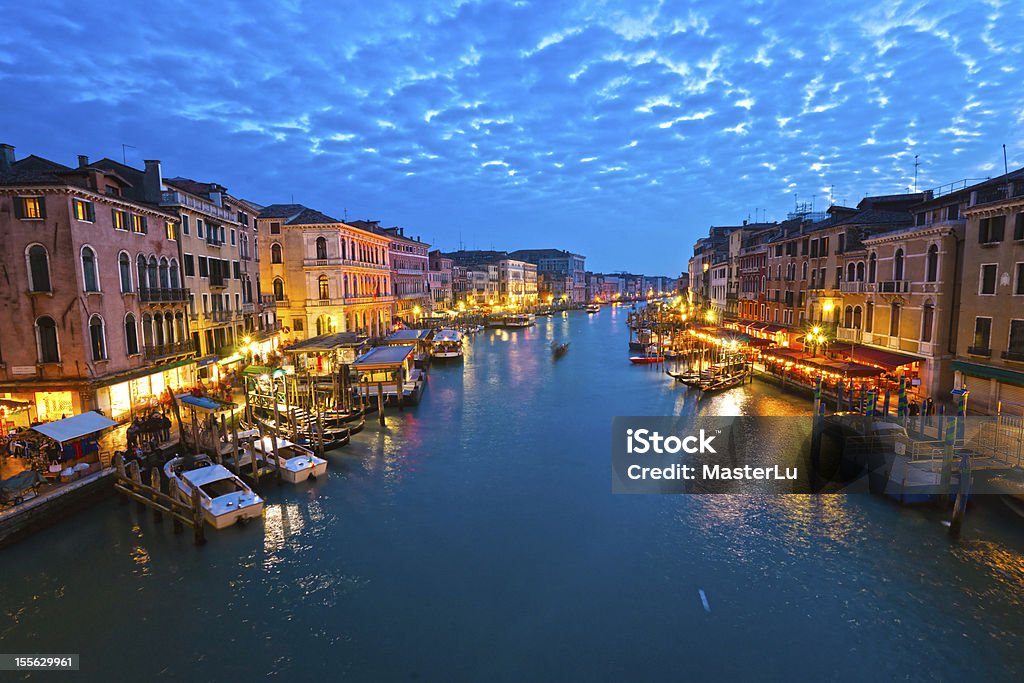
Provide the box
[830,185,834,206]
[1004,144,1009,176]
[913,154,919,192]
[121,144,136,164]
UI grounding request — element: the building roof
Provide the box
[352,345,415,367]
[259,203,342,225]
[165,177,227,197]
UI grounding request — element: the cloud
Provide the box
[0,0,1020,274]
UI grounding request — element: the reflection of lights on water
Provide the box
[131,545,151,576]
[263,502,306,560]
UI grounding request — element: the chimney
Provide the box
[143,160,163,203]
[0,144,14,171]
[77,155,89,168]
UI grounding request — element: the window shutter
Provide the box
[13,197,24,219]
[37,196,46,219]
[141,216,148,234]
[111,207,118,227]
[87,201,95,222]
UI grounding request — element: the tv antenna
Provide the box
[913,154,919,192]
[121,144,136,164]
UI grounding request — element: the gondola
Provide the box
[551,341,570,358]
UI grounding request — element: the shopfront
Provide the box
[95,360,197,423]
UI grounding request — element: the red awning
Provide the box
[841,346,921,371]
[761,324,789,334]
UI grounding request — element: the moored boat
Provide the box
[431,329,464,359]
[247,436,327,484]
[163,454,264,529]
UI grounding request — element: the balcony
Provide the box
[143,340,195,360]
[240,302,255,314]
[206,310,236,323]
[972,181,1024,207]
[396,268,426,276]
[138,287,190,303]
[837,327,862,343]
[877,280,910,294]
[840,282,865,293]
[159,190,237,222]
[303,258,388,271]
[967,345,992,357]
[206,235,225,248]
[208,276,227,289]
[1001,350,1024,362]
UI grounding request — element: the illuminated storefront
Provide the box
[95,361,197,423]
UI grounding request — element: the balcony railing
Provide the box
[208,276,227,289]
[1001,350,1024,362]
[143,340,195,360]
[973,182,1024,207]
[840,282,865,293]
[877,280,910,293]
[206,310,236,323]
[138,287,190,303]
[159,190,237,222]
[967,345,992,357]
[837,327,862,343]
[303,258,389,271]
[240,302,255,314]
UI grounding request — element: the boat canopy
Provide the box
[433,329,463,343]
[242,365,276,376]
[177,394,236,413]
[384,329,431,343]
[31,412,116,444]
[284,332,368,354]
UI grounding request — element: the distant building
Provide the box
[428,250,453,309]
[349,221,430,323]
[507,249,586,303]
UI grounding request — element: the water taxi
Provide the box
[247,436,327,484]
[163,454,264,529]
[585,304,600,313]
[432,329,464,359]
[505,313,536,328]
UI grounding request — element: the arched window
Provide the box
[847,263,856,283]
[119,252,132,293]
[148,256,158,289]
[170,259,181,288]
[125,314,139,355]
[137,254,147,291]
[89,315,106,361]
[27,244,51,292]
[844,305,854,328]
[340,240,347,260]
[159,257,170,288]
[868,253,877,283]
[273,278,285,301]
[921,302,934,343]
[865,302,874,333]
[36,316,59,363]
[853,306,862,329]
[174,312,185,342]
[856,261,865,282]
[271,243,283,264]
[164,312,174,344]
[318,275,329,300]
[154,311,165,345]
[82,246,99,292]
[316,236,328,260]
[142,314,153,348]
[925,244,938,282]
[889,303,901,337]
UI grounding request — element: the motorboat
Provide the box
[505,313,536,328]
[432,329,464,359]
[163,454,264,529]
[247,435,327,484]
[585,304,600,313]
[551,341,570,358]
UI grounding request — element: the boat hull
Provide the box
[630,357,663,364]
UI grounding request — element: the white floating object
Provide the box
[699,589,710,612]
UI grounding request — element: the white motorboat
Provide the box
[585,304,600,313]
[163,454,264,529]
[247,436,328,484]
[432,329,464,358]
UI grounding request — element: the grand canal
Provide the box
[2,307,1023,681]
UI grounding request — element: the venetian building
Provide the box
[256,204,393,340]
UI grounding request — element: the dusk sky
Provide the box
[2,0,1022,274]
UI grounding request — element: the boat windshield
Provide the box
[200,479,246,499]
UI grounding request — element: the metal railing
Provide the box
[143,340,195,360]
[138,287,190,303]
[159,190,237,222]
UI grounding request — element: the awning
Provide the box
[840,346,921,371]
[177,394,235,413]
[761,324,790,334]
[242,365,275,376]
[353,345,415,368]
[31,412,117,443]
[196,355,219,368]
[952,360,1024,387]
[747,323,769,331]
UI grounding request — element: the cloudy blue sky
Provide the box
[2,0,1022,274]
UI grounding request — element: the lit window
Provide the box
[112,209,129,230]
[74,199,95,222]
[130,214,148,233]
[15,196,46,220]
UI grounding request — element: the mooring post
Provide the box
[377,381,385,425]
[949,451,972,538]
[149,466,162,523]
[191,487,205,546]
[939,405,954,506]
[131,461,145,513]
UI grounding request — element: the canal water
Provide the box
[2,307,1023,681]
